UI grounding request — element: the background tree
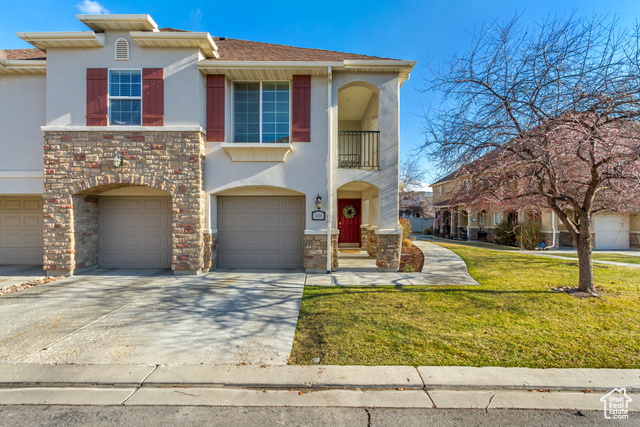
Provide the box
[399,157,432,218]
[423,14,640,294]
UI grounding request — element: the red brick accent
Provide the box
[74,154,85,161]
[88,162,101,168]
[103,134,114,139]
[54,223,61,228]
[46,169,55,174]
[173,169,182,174]
[44,144,51,150]
[148,143,165,150]
[43,213,53,218]
[47,160,58,165]
[177,255,189,261]
[132,136,145,142]
[176,243,190,248]
[61,134,71,142]
[66,249,76,254]
[124,155,137,160]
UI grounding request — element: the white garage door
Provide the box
[218,196,305,269]
[0,196,43,265]
[98,197,172,269]
[594,214,630,250]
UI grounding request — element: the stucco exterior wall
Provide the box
[205,75,329,232]
[333,72,399,232]
[45,32,205,128]
[0,73,46,193]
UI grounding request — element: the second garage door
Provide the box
[98,196,172,269]
[594,214,630,250]
[0,196,43,265]
[217,196,305,269]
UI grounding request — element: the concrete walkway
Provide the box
[420,236,640,269]
[0,364,637,412]
[305,241,479,286]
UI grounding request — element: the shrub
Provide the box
[402,238,412,247]
[423,227,434,235]
[516,221,543,250]
[493,220,518,246]
[399,218,412,240]
[402,265,417,273]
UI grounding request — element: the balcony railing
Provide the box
[338,131,380,169]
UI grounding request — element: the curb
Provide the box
[0,364,638,392]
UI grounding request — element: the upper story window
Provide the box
[109,69,142,126]
[439,186,444,194]
[234,81,290,143]
[494,213,500,225]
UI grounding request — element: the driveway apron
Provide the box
[0,270,305,365]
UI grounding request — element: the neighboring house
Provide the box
[431,170,640,250]
[399,190,434,232]
[0,14,415,275]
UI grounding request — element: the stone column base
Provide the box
[304,232,338,273]
[202,229,218,272]
[375,231,401,272]
[468,227,479,241]
[631,232,640,248]
[366,227,379,258]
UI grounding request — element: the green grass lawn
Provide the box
[557,253,640,265]
[289,241,640,368]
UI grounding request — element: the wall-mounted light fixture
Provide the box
[315,194,323,210]
[112,152,124,168]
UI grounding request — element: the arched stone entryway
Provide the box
[42,130,207,276]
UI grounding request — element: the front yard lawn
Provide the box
[559,253,640,265]
[289,241,640,368]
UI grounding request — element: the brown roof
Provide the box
[432,170,459,185]
[0,48,46,60]
[209,37,394,62]
[2,31,395,63]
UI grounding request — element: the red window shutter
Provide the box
[292,75,311,142]
[142,68,164,126]
[206,74,225,142]
[86,68,108,126]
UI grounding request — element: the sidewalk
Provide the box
[0,364,637,411]
[419,236,640,269]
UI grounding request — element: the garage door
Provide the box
[0,196,43,265]
[594,214,630,250]
[218,196,305,269]
[98,197,172,269]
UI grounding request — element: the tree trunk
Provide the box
[575,231,596,294]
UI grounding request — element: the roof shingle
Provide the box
[0,48,46,60]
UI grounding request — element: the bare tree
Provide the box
[423,14,640,294]
[399,157,431,218]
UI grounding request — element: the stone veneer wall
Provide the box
[360,226,368,248]
[43,131,206,276]
[631,232,640,248]
[303,233,338,272]
[366,228,378,257]
[375,232,401,272]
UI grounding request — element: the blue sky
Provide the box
[2,0,639,185]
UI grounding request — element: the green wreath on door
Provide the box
[342,204,357,219]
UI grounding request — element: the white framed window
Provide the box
[115,38,129,61]
[494,213,499,225]
[233,81,290,143]
[479,213,485,225]
[108,69,142,126]
[439,186,443,194]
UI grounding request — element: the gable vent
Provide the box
[115,38,129,61]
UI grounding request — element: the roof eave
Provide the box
[130,31,219,58]
[76,14,158,32]
[0,59,46,74]
[15,32,105,51]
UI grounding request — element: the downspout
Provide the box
[326,66,333,274]
[552,211,557,248]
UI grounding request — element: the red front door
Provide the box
[338,199,361,245]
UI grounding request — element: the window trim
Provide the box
[231,80,292,144]
[479,213,485,225]
[494,213,499,225]
[108,68,143,126]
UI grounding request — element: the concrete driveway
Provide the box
[0,265,44,291]
[0,269,305,365]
